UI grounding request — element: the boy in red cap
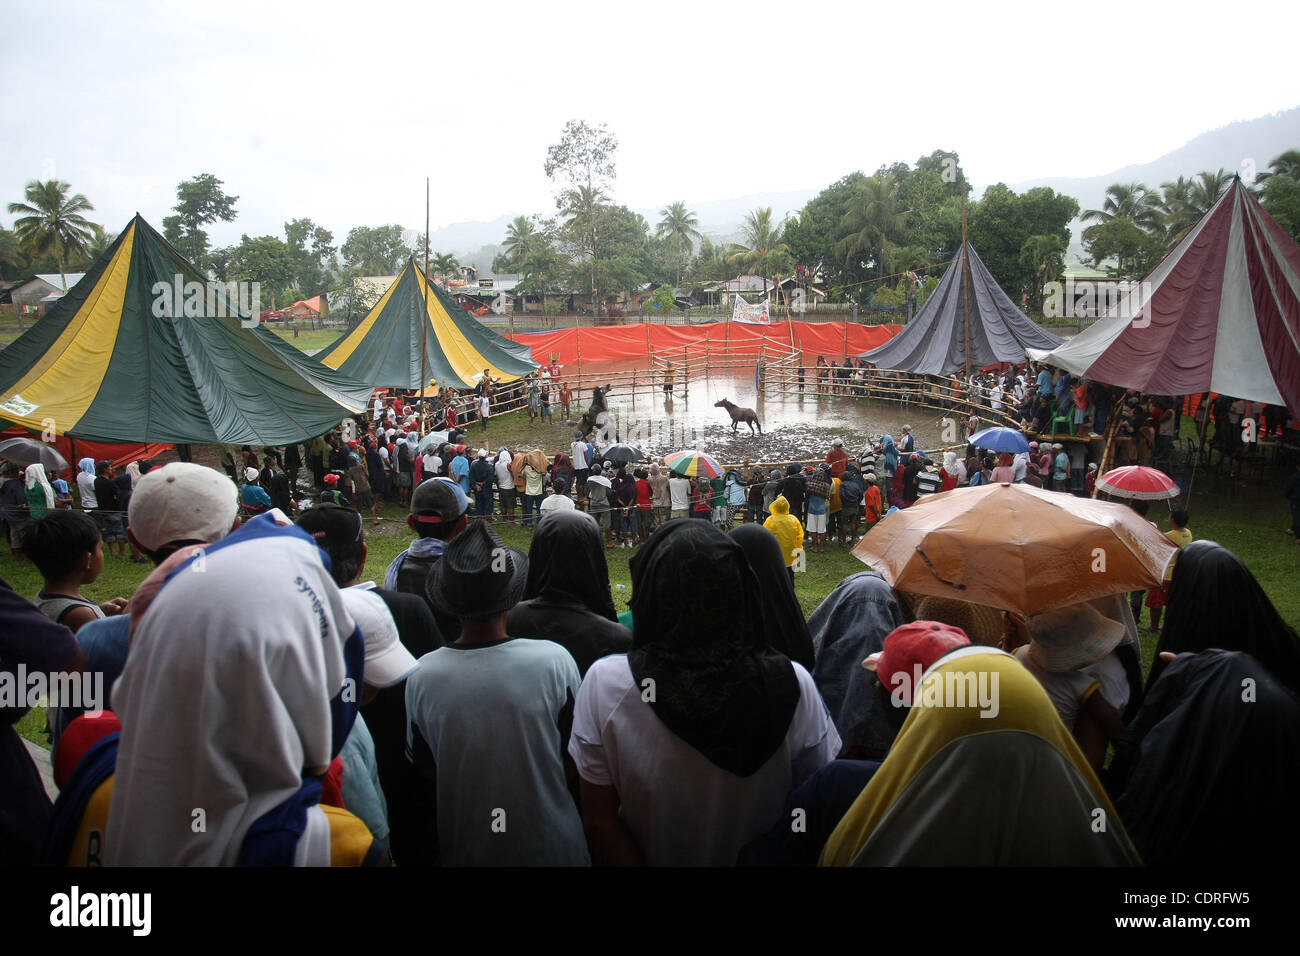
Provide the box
[865,620,972,730]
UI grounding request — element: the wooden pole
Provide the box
[961,195,972,377]
[575,312,583,380]
[419,178,431,434]
[1186,394,1212,500]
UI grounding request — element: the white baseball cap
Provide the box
[128,462,240,552]
[342,588,418,689]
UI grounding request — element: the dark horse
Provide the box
[715,398,762,435]
[578,384,614,439]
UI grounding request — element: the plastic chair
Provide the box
[1050,412,1075,437]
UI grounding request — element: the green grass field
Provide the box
[266,326,345,352]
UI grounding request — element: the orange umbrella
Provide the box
[852,483,1177,616]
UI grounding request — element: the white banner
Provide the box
[732,293,771,325]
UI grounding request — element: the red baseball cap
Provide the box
[323,473,340,485]
[865,620,971,702]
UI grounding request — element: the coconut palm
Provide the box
[837,176,907,278]
[7,180,97,291]
[1019,234,1066,312]
[501,215,544,269]
[430,252,459,282]
[1256,150,1300,184]
[1188,169,1232,215]
[726,207,793,300]
[655,201,701,290]
[1082,182,1162,235]
[1159,176,1198,246]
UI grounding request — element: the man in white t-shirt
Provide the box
[668,474,690,520]
[405,522,589,866]
[571,434,590,501]
[422,450,442,481]
[539,481,576,514]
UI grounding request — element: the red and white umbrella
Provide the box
[1095,465,1179,501]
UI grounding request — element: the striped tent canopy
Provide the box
[0,215,373,444]
[860,241,1063,375]
[1028,178,1300,410]
[315,258,537,388]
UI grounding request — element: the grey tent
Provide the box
[860,242,1062,374]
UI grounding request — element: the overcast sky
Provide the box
[3,0,1297,248]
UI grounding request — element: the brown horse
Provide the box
[715,398,762,435]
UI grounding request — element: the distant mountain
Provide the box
[1006,106,1300,263]
[425,214,515,259]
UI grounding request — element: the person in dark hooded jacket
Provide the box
[730,523,815,669]
[780,464,806,524]
[1110,649,1300,866]
[1144,539,1300,697]
[507,510,632,675]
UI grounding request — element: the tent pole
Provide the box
[961,195,971,377]
[419,178,431,435]
[575,313,583,384]
[1186,393,1211,500]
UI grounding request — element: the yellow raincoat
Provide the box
[763,495,804,567]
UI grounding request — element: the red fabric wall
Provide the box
[508,320,902,366]
[2,426,172,479]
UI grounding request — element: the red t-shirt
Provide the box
[636,478,652,510]
[826,447,849,478]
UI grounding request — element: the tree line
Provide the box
[6,137,1300,323]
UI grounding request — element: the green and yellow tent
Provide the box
[315,258,537,388]
[0,215,373,444]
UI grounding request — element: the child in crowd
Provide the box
[23,510,128,633]
[763,494,804,585]
[1146,509,1192,632]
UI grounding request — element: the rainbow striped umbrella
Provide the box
[665,449,723,479]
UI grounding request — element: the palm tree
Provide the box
[1188,168,1232,215]
[655,201,701,290]
[888,244,930,320]
[7,180,97,291]
[726,207,792,302]
[1082,182,1162,235]
[1256,150,1300,184]
[1019,234,1066,313]
[837,176,907,278]
[430,253,459,283]
[1159,176,1197,245]
[501,216,543,269]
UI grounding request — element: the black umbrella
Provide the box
[0,436,69,472]
[600,443,645,466]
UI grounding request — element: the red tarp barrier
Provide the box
[508,320,902,366]
[2,426,172,480]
